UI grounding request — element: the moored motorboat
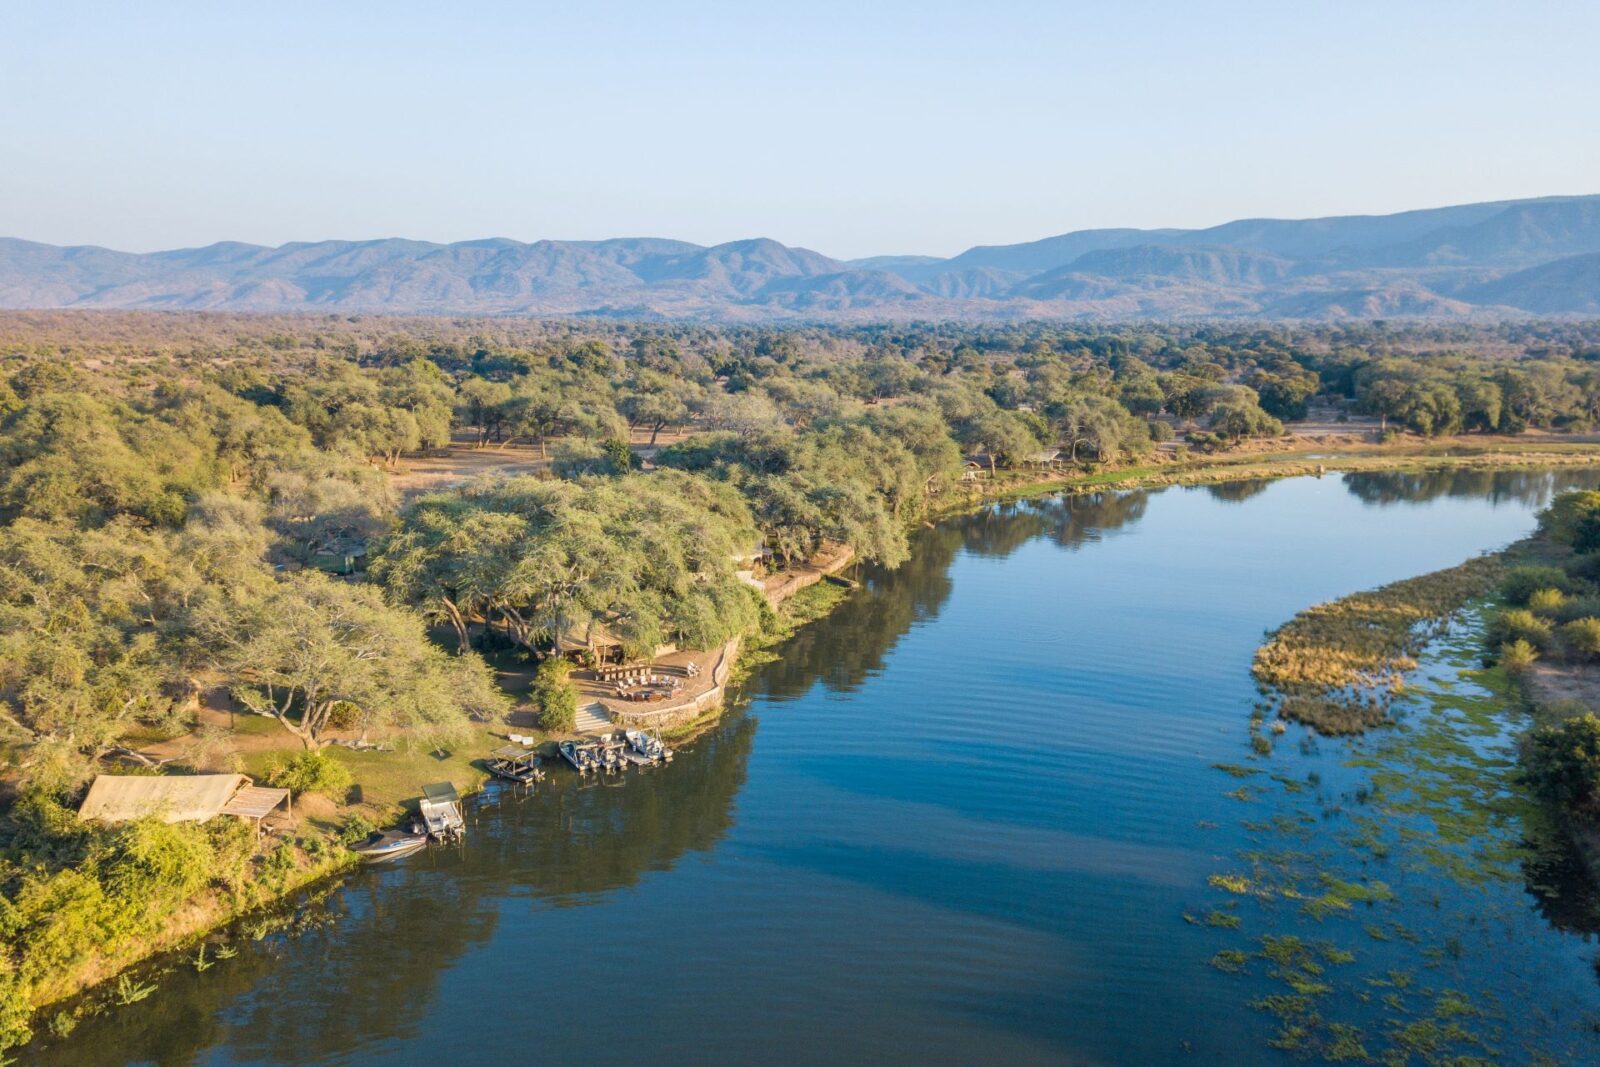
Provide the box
[558,739,600,775]
[418,782,466,842]
[486,745,545,784]
[623,728,673,765]
[350,828,427,863]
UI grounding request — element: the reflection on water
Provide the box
[1342,466,1600,508]
[33,469,1600,1066]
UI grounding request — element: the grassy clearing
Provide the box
[1252,556,1505,735]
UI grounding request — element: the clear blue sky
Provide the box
[2,1,1597,259]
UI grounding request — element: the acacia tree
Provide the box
[0,520,176,792]
[195,572,504,748]
[619,372,694,444]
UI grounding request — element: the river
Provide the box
[38,469,1600,1065]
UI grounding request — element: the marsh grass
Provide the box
[1253,556,1504,736]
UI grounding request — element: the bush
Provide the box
[1563,617,1600,660]
[338,812,376,846]
[532,657,578,733]
[1488,608,1554,651]
[1501,566,1572,605]
[0,974,32,1055]
[1147,419,1174,443]
[1564,552,1600,583]
[1550,595,1600,624]
[536,685,577,732]
[1524,714,1600,820]
[1528,588,1567,615]
[265,750,353,799]
[1539,491,1600,552]
[1500,639,1540,674]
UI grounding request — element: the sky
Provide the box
[2,1,1598,260]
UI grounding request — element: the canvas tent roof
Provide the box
[78,773,250,824]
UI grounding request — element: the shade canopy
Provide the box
[220,785,292,820]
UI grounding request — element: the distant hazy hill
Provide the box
[5,195,1600,320]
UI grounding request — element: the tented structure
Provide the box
[77,773,290,829]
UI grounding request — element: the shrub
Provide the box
[1500,639,1540,674]
[532,657,578,733]
[1523,714,1600,820]
[104,817,214,904]
[1563,617,1600,660]
[1528,588,1567,615]
[1501,566,1572,605]
[0,974,33,1055]
[338,812,376,846]
[1550,595,1600,624]
[1147,419,1174,443]
[1564,552,1600,583]
[536,682,578,733]
[265,750,353,799]
[1487,608,1554,651]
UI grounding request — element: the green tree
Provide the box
[1524,714,1600,821]
[194,572,503,748]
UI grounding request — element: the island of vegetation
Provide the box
[5,312,1600,1053]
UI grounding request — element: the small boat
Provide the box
[624,729,672,765]
[597,740,626,774]
[558,740,600,775]
[350,828,427,863]
[486,745,545,784]
[418,782,466,842]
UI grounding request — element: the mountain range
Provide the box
[5,195,1600,320]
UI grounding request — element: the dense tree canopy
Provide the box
[374,471,764,659]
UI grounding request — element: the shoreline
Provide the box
[26,442,1600,1041]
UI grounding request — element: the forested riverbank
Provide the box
[7,314,1600,1054]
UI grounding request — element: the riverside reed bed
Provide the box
[1252,556,1507,735]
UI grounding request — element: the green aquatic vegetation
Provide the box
[1211,580,1593,1065]
[1210,949,1250,973]
[1384,1015,1484,1063]
[1223,787,1253,802]
[1319,944,1357,965]
[1265,1020,1314,1052]
[110,974,156,1006]
[1324,1022,1370,1063]
[1208,873,1257,895]
[1431,990,1479,1019]
[1203,909,1243,929]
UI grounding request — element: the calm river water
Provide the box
[39,470,1600,1066]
